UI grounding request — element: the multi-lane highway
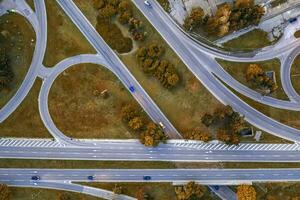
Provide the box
[2,168,300,185]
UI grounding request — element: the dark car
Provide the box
[143,176,151,180]
[289,18,297,23]
[31,176,40,180]
[87,176,94,180]
[129,86,135,92]
[213,185,219,190]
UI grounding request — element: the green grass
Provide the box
[223,29,272,51]
[43,0,95,67]
[0,13,35,109]
[291,54,300,95]
[217,58,288,100]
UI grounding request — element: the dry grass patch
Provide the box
[291,54,300,95]
[0,13,35,108]
[43,0,95,67]
[0,79,51,138]
[223,29,272,51]
[217,58,288,100]
[49,63,147,139]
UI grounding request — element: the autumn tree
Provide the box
[201,113,214,127]
[128,117,144,130]
[136,187,151,200]
[237,185,256,200]
[113,184,123,194]
[174,182,206,200]
[0,184,10,200]
[183,7,205,31]
[121,104,138,122]
[98,4,117,19]
[140,122,167,147]
[185,127,210,142]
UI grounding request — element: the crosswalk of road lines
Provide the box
[0,139,64,147]
[173,142,300,151]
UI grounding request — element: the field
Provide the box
[48,63,148,139]
[43,0,95,67]
[0,13,35,109]
[291,54,300,95]
[223,29,272,51]
[0,79,51,138]
[217,59,288,100]
[73,0,223,139]
[9,187,101,200]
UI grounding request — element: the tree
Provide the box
[93,0,105,9]
[0,48,13,91]
[98,4,117,19]
[167,73,179,87]
[136,187,151,200]
[121,104,138,121]
[0,184,10,200]
[140,122,167,147]
[113,184,123,194]
[201,113,214,127]
[128,117,144,130]
[174,182,206,200]
[185,127,210,142]
[235,0,254,8]
[216,129,231,143]
[237,185,256,200]
[118,0,132,12]
[245,64,263,81]
[183,7,204,31]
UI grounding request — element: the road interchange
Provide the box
[1,0,300,198]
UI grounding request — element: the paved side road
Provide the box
[55,0,181,139]
[4,181,135,200]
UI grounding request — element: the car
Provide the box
[213,185,219,190]
[143,176,151,180]
[129,86,135,92]
[159,122,165,129]
[31,176,40,181]
[289,18,297,23]
[87,175,94,180]
[144,0,152,8]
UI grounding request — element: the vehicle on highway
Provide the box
[289,18,297,23]
[213,185,219,190]
[143,176,151,180]
[31,176,40,180]
[87,175,94,180]
[129,86,135,92]
[144,0,152,8]
[159,122,166,129]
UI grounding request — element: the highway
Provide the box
[2,141,300,162]
[2,168,300,185]
[133,0,300,143]
[55,0,181,139]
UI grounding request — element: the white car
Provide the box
[159,122,166,129]
[144,0,152,7]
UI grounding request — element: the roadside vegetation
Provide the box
[291,54,300,95]
[0,13,35,109]
[156,0,171,13]
[49,63,145,140]
[217,59,286,100]
[0,80,51,138]
[236,185,256,200]
[43,0,95,67]
[200,105,245,145]
[223,29,272,51]
[184,0,265,39]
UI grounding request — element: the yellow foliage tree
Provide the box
[237,185,256,200]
